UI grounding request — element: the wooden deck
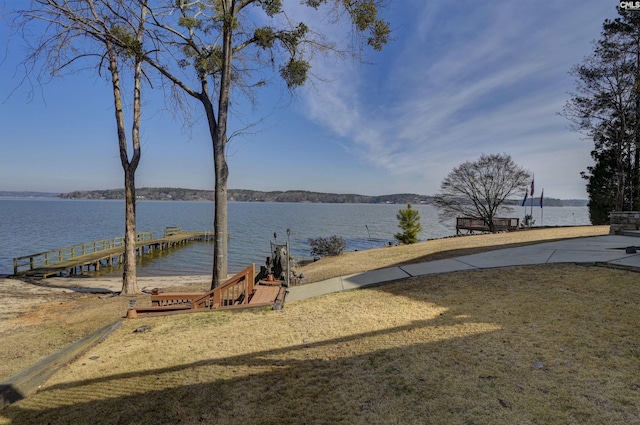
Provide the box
[127,265,287,317]
[12,227,213,278]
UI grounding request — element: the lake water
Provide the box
[0,199,591,276]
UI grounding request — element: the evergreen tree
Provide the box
[581,142,618,225]
[395,204,422,244]
[564,7,640,219]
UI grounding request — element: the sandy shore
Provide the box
[0,275,211,326]
[30,275,212,293]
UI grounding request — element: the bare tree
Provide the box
[15,0,390,289]
[118,0,391,288]
[433,154,531,233]
[16,0,149,294]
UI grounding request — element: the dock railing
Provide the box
[13,232,154,275]
[164,227,182,237]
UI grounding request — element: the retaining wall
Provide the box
[609,211,640,234]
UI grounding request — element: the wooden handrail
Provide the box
[13,232,154,274]
[128,264,290,317]
[164,227,182,237]
[197,265,255,309]
[148,265,256,310]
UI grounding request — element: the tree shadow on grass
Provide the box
[4,268,640,424]
[3,315,501,424]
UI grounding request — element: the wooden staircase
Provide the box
[127,265,286,318]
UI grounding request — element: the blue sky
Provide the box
[0,1,621,199]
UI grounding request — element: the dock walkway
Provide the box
[13,227,213,278]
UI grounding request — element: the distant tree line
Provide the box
[58,188,432,203]
[0,191,60,198]
[229,191,431,204]
[59,188,211,201]
[55,188,587,205]
[507,198,587,207]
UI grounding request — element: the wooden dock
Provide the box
[12,227,213,278]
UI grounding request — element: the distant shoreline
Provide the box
[0,188,588,206]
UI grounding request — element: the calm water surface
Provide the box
[0,199,591,276]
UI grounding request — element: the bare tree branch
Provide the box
[433,154,531,232]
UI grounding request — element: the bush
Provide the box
[308,235,346,257]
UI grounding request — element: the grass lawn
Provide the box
[2,262,639,424]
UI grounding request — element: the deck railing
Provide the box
[150,265,256,310]
[13,232,154,274]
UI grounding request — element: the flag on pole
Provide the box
[540,189,544,208]
[530,178,535,196]
[521,192,528,207]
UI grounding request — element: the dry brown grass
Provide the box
[0,284,132,379]
[298,225,610,283]
[1,263,638,425]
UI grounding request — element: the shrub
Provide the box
[394,203,422,244]
[308,235,346,257]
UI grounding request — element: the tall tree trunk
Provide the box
[615,127,626,211]
[202,90,229,289]
[631,147,640,211]
[212,132,229,289]
[635,36,640,210]
[107,34,142,295]
[122,166,139,294]
[207,0,234,289]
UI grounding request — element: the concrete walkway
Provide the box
[286,233,640,302]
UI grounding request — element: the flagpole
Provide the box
[521,192,528,228]
[541,188,544,226]
[530,196,533,225]
[530,175,534,227]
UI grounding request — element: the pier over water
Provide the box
[12,227,213,278]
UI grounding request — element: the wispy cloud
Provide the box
[0,0,616,196]
[297,1,616,197]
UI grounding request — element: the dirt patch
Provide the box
[0,279,78,326]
